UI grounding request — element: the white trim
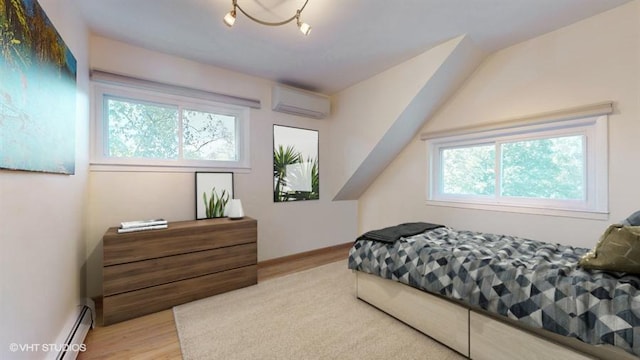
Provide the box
[420,101,613,141]
[424,200,609,220]
[90,69,261,109]
[89,163,251,173]
[91,82,251,170]
[425,115,609,216]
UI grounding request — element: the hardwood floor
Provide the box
[78,242,352,359]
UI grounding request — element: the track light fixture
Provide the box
[223,0,312,36]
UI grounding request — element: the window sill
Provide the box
[425,200,609,221]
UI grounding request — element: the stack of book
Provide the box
[117,219,168,233]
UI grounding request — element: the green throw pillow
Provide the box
[579,225,640,274]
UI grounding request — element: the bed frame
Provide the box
[355,270,638,360]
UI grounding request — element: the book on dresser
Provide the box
[120,218,168,229]
[102,217,257,325]
[117,218,168,233]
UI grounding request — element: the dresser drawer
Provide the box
[103,265,257,325]
[104,242,257,296]
[103,218,257,265]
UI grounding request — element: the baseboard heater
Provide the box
[56,302,94,360]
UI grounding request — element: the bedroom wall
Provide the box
[0,0,90,359]
[358,1,640,248]
[328,36,470,198]
[329,36,486,201]
[85,36,357,297]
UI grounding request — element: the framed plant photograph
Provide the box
[273,125,319,202]
[195,172,234,219]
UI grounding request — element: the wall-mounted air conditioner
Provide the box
[271,84,330,119]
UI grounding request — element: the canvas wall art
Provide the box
[273,125,319,202]
[1,0,78,174]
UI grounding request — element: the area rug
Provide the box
[173,260,463,360]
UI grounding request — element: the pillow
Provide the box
[622,210,640,226]
[579,224,640,274]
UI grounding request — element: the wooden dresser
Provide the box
[102,217,257,325]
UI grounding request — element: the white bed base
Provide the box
[355,270,638,360]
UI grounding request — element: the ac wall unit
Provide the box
[271,84,330,119]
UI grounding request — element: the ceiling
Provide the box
[75,0,631,94]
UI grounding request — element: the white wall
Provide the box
[359,1,640,248]
[328,36,477,199]
[0,0,90,358]
[85,36,357,298]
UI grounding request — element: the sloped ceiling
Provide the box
[73,1,632,201]
[330,35,485,200]
[75,0,631,94]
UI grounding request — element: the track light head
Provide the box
[296,10,311,36]
[223,9,236,27]
[298,22,311,36]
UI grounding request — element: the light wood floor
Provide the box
[78,242,352,360]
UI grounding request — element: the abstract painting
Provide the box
[1,0,78,174]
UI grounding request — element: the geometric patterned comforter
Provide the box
[348,226,640,357]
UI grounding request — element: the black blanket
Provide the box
[357,222,443,243]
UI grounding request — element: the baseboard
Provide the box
[46,298,95,360]
[257,242,352,269]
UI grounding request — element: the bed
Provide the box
[348,223,640,359]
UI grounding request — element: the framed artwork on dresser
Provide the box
[195,172,234,219]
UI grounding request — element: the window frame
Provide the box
[91,83,251,171]
[426,115,608,218]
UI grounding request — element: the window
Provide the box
[92,83,250,169]
[426,115,608,216]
